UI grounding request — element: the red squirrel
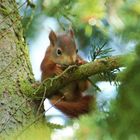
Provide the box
[41,30,93,118]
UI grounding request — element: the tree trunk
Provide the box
[0,0,37,137]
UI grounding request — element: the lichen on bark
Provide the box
[0,0,36,137]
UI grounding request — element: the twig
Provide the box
[0,98,31,133]
[0,53,24,76]
[47,64,77,86]
[0,67,21,79]
[36,87,47,116]
[0,15,22,40]
[0,1,27,26]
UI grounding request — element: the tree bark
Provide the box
[0,0,36,137]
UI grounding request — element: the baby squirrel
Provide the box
[41,29,93,118]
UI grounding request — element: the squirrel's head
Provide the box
[48,30,78,66]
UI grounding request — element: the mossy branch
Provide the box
[32,56,123,99]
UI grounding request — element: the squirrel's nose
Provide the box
[70,56,76,65]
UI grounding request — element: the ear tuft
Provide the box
[49,30,57,46]
[69,28,74,38]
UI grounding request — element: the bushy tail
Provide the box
[50,96,94,118]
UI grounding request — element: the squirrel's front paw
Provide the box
[76,59,86,65]
[55,64,63,75]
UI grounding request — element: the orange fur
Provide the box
[50,96,93,118]
[41,30,93,118]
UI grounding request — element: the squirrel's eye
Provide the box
[76,49,78,53]
[56,48,62,56]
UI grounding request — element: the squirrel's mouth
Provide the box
[55,63,68,69]
[57,63,78,70]
[60,64,72,70]
[61,64,69,67]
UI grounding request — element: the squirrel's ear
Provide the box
[49,30,57,46]
[69,28,74,38]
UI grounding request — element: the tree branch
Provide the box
[33,56,123,99]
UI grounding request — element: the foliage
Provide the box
[9,123,52,140]
[89,40,112,61]
[118,0,140,41]
[75,111,111,140]
[106,43,140,140]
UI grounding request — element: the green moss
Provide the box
[19,78,35,96]
[7,84,16,95]
[0,4,10,16]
